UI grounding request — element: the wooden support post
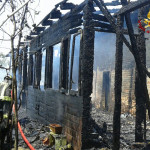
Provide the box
[78,30,83,96]
[34,50,42,89]
[135,6,147,142]
[82,0,95,148]
[69,36,76,91]
[22,46,28,89]
[45,46,53,89]
[18,51,22,85]
[28,54,33,85]
[59,37,70,90]
[120,0,150,119]
[113,14,124,150]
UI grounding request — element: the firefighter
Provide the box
[0,75,12,149]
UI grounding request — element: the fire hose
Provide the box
[13,105,35,150]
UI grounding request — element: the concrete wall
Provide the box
[26,86,83,150]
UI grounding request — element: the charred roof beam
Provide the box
[60,2,76,10]
[114,0,150,17]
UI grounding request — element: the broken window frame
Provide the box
[59,35,71,92]
[69,30,83,95]
[44,46,53,89]
[33,50,42,89]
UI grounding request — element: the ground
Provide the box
[91,107,150,150]
[16,107,150,150]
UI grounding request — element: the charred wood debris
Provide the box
[15,0,150,149]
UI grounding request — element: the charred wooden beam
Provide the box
[66,13,83,20]
[114,0,150,17]
[34,50,42,89]
[92,20,113,29]
[92,14,109,22]
[93,0,150,78]
[34,27,45,32]
[93,1,121,7]
[28,54,33,85]
[120,0,150,120]
[78,30,83,96]
[30,17,82,51]
[25,35,33,41]
[113,14,124,150]
[94,28,139,37]
[95,9,120,14]
[50,10,61,19]
[22,46,28,89]
[60,3,76,10]
[82,0,95,148]
[30,1,87,51]
[67,27,81,34]
[69,35,76,91]
[18,51,23,84]
[59,37,70,90]
[135,6,147,143]
[41,20,53,26]
[30,31,39,36]
[94,28,114,33]
[45,46,53,89]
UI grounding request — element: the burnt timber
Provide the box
[19,0,150,150]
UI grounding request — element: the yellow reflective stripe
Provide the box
[0,96,11,101]
[3,114,8,119]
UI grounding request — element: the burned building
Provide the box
[18,0,150,149]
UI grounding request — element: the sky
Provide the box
[0,0,85,55]
[0,0,139,55]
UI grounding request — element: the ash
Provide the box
[17,108,54,150]
[90,107,150,150]
[16,107,150,150]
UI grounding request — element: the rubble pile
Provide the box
[17,107,150,150]
[17,108,54,150]
[91,107,150,150]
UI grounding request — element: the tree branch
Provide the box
[0,0,31,28]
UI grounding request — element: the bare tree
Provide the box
[0,0,37,149]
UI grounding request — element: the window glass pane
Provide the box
[52,43,61,90]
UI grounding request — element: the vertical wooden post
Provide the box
[18,50,22,85]
[135,7,146,142]
[59,38,70,90]
[28,54,33,85]
[34,50,42,89]
[112,14,124,150]
[82,0,95,147]
[78,30,83,96]
[69,36,76,91]
[45,46,53,89]
[22,46,28,89]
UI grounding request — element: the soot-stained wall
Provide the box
[26,86,83,150]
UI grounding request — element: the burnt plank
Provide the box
[30,0,86,51]
[92,13,108,22]
[113,14,124,150]
[67,27,81,34]
[114,0,150,16]
[50,10,61,19]
[45,46,53,89]
[22,47,28,89]
[42,20,53,26]
[92,20,112,29]
[60,3,76,10]
[31,17,82,51]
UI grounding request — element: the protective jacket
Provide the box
[0,78,12,122]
